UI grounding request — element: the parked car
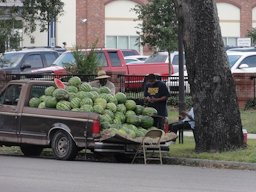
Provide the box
[120,49,140,57]
[227,51,256,73]
[166,51,256,94]
[144,51,185,73]
[22,46,67,55]
[124,55,149,63]
[226,47,256,52]
[0,49,59,74]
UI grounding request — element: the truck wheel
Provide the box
[51,130,78,160]
[20,145,43,157]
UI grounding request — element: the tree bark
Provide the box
[174,0,243,152]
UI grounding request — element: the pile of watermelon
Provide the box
[28,76,159,139]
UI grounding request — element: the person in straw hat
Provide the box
[89,70,116,94]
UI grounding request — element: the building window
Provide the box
[106,36,140,51]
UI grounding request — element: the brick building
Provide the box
[68,0,256,53]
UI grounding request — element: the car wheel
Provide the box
[51,130,78,160]
[20,144,43,157]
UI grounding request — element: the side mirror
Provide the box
[20,64,31,70]
[239,64,249,69]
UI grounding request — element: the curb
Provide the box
[163,157,256,170]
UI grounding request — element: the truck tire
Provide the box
[51,130,78,160]
[20,144,43,157]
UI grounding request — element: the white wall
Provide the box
[21,0,76,48]
[56,0,76,49]
[22,21,48,47]
[217,3,240,37]
[252,7,256,28]
[105,0,141,36]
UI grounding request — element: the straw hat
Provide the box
[95,70,110,80]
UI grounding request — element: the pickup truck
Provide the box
[0,80,172,161]
[31,49,174,77]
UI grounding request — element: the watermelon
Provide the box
[135,105,144,115]
[38,102,46,109]
[142,107,158,116]
[39,95,47,102]
[89,91,99,101]
[126,114,141,126]
[107,94,118,105]
[126,110,136,117]
[79,82,92,92]
[76,91,88,99]
[80,98,93,106]
[116,104,126,113]
[115,92,127,104]
[44,86,56,96]
[106,102,117,113]
[100,121,111,130]
[65,85,78,93]
[45,96,57,108]
[80,104,93,112]
[68,92,77,101]
[125,100,136,111]
[104,109,115,119]
[29,97,41,108]
[53,89,69,100]
[68,76,81,87]
[94,98,107,109]
[117,128,127,137]
[71,108,81,112]
[93,105,104,114]
[70,97,81,109]
[91,87,100,93]
[115,112,126,123]
[140,115,154,129]
[100,114,113,123]
[99,86,111,94]
[56,100,71,111]
[113,117,122,124]
[54,78,65,89]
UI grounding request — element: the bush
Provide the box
[65,41,99,75]
[167,95,192,108]
[244,99,256,110]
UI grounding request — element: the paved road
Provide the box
[0,155,255,192]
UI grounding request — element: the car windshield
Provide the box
[144,54,168,63]
[0,52,24,68]
[227,55,241,67]
[52,51,107,67]
[52,52,76,67]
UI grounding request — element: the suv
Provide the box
[144,51,185,73]
[166,51,256,95]
[0,49,59,74]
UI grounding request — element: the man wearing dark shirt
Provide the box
[144,74,170,128]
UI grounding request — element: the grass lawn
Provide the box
[168,106,256,134]
[169,137,256,163]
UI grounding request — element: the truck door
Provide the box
[104,50,127,73]
[0,84,21,143]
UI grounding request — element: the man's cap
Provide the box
[95,70,110,80]
[147,73,157,80]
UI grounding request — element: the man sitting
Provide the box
[169,107,195,135]
[89,70,116,95]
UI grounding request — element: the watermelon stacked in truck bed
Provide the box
[28,76,174,141]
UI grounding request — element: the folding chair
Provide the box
[132,129,164,164]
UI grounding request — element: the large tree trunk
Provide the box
[174,0,243,152]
